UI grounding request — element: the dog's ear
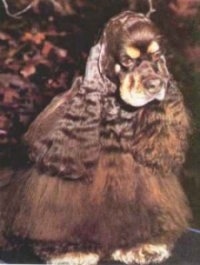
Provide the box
[98,20,120,80]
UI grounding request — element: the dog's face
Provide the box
[101,12,170,107]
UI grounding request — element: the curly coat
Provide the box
[0,11,192,262]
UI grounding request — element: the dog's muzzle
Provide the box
[142,75,165,95]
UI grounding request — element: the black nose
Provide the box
[144,78,162,94]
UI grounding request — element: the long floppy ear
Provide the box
[98,29,116,80]
[24,77,82,148]
[98,11,130,78]
[28,46,103,182]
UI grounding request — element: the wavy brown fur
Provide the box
[0,11,192,262]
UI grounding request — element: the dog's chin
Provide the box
[120,88,166,107]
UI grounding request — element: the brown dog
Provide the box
[0,11,191,265]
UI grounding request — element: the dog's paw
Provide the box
[47,251,100,265]
[111,243,171,264]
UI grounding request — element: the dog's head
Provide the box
[99,11,170,107]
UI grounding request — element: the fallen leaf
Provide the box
[3,88,19,104]
[42,41,54,57]
[22,32,46,45]
[20,64,36,78]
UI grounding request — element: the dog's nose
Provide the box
[143,78,162,94]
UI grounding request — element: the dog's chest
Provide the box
[100,96,139,153]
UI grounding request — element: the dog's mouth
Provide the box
[119,72,167,107]
[128,87,166,107]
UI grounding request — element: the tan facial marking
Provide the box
[125,46,141,59]
[120,73,145,106]
[120,73,141,95]
[147,41,160,54]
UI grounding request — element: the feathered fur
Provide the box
[0,11,192,264]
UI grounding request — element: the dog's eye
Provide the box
[120,55,136,69]
[152,51,162,61]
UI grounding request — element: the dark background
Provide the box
[0,0,199,229]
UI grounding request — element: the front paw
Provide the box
[111,243,171,265]
[47,251,100,265]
